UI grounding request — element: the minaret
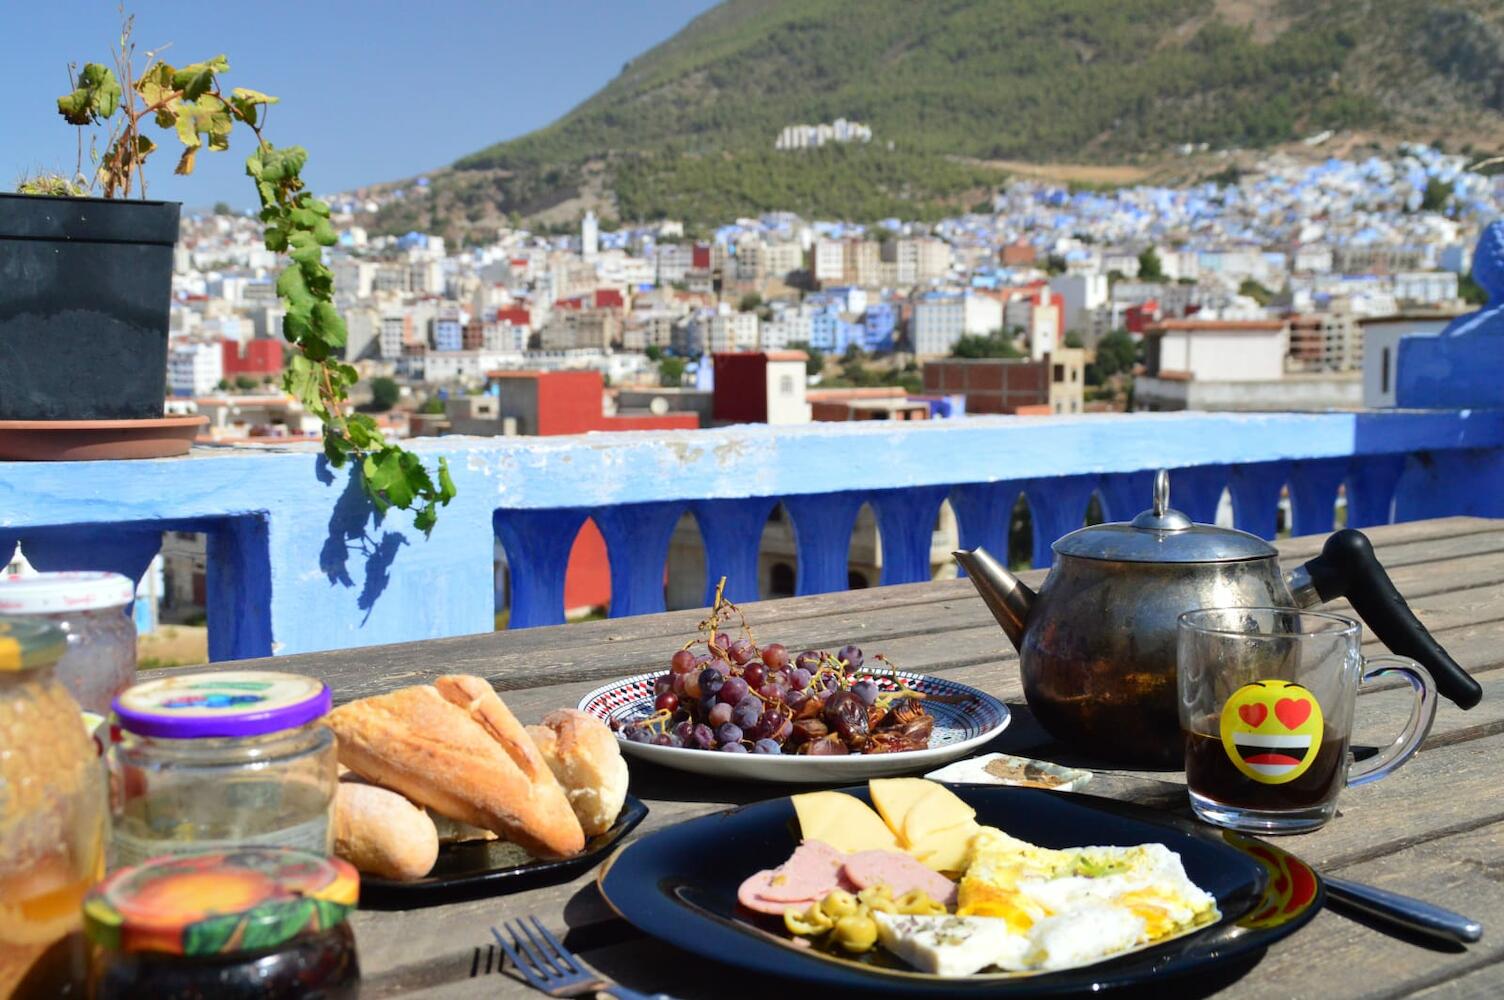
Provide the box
[581,210,599,262]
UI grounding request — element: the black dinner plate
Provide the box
[596,786,1322,995]
[360,794,648,908]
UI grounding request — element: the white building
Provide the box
[812,239,845,285]
[1049,273,1110,336]
[168,341,224,397]
[1358,312,1460,407]
[1144,320,1289,382]
[910,294,1004,356]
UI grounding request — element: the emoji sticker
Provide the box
[1219,680,1324,784]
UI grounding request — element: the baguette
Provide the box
[527,709,629,837]
[328,677,585,858]
[333,779,439,881]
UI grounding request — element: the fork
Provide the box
[490,917,673,1000]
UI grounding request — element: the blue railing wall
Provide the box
[2,410,1503,660]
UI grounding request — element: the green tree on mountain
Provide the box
[1138,248,1164,281]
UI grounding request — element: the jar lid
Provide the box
[0,615,67,671]
[0,571,136,613]
[83,848,358,957]
[113,670,332,739]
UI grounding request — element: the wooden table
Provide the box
[260,517,1504,998]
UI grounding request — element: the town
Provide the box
[94,141,1491,638]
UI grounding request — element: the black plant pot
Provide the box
[0,193,181,420]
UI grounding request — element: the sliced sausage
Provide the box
[842,850,958,906]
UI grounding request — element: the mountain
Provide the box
[371,0,1504,239]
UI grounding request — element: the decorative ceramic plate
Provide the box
[359,795,648,909]
[578,672,1010,783]
[597,786,1323,995]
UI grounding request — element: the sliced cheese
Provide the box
[868,777,936,846]
[910,819,981,873]
[792,791,900,854]
[901,784,977,844]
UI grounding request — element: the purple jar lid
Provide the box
[113,670,331,739]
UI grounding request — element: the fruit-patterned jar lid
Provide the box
[112,670,332,739]
[0,615,67,671]
[83,848,359,956]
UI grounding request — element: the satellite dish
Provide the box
[649,396,670,415]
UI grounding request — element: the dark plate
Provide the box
[597,786,1322,995]
[361,795,648,909]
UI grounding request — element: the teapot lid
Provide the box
[1053,470,1279,563]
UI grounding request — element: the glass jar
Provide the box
[0,616,108,998]
[108,671,337,869]
[0,571,137,715]
[85,848,360,1000]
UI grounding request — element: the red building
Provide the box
[1126,298,1162,334]
[692,243,712,269]
[495,306,531,328]
[486,370,700,614]
[221,339,283,378]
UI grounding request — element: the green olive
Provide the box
[897,890,946,915]
[819,890,859,919]
[859,887,898,913]
[832,915,879,953]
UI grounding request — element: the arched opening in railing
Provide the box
[1275,483,1292,538]
[1008,492,1034,570]
[1214,486,1235,529]
[664,510,707,611]
[1334,481,1349,529]
[933,499,959,580]
[563,517,610,622]
[1083,490,1106,527]
[850,502,881,589]
[759,504,797,599]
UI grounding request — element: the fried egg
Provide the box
[889,826,1221,973]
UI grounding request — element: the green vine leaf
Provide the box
[171,55,229,101]
[57,63,121,125]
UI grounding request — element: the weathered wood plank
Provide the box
[1214,821,1504,1000]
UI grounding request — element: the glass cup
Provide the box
[1177,607,1437,834]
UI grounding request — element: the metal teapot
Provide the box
[955,470,1481,766]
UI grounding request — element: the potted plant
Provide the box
[1,15,453,530]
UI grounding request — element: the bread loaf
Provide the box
[333,780,439,881]
[527,709,629,837]
[328,676,586,858]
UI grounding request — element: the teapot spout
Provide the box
[953,546,1036,651]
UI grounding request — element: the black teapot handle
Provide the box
[1302,529,1482,709]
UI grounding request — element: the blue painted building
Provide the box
[863,303,900,352]
[432,316,463,353]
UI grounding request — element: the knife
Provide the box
[1324,875,1482,945]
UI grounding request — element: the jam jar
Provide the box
[108,671,337,869]
[0,617,108,998]
[0,571,137,715]
[85,848,360,999]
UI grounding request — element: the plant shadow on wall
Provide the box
[27,9,454,527]
[317,460,407,626]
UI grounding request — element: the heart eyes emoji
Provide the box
[1238,703,1267,727]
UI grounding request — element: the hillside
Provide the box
[372,0,1504,239]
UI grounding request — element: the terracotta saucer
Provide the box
[0,416,208,461]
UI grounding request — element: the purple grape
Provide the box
[670,649,696,674]
[699,691,720,717]
[715,722,744,746]
[838,645,864,670]
[790,667,813,690]
[691,723,715,750]
[719,741,749,753]
[732,699,762,730]
[671,672,688,696]
[672,720,695,742]
[623,725,652,744]
[795,650,821,671]
[651,733,674,746]
[717,676,749,706]
[742,663,766,689]
[753,738,782,755]
[699,667,725,696]
[762,644,789,671]
[694,653,713,668]
[852,680,879,706]
[654,675,673,697]
[729,638,756,665]
[758,682,788,704]
[708,702,734,727]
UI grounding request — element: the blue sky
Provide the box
[2,1,718,208]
